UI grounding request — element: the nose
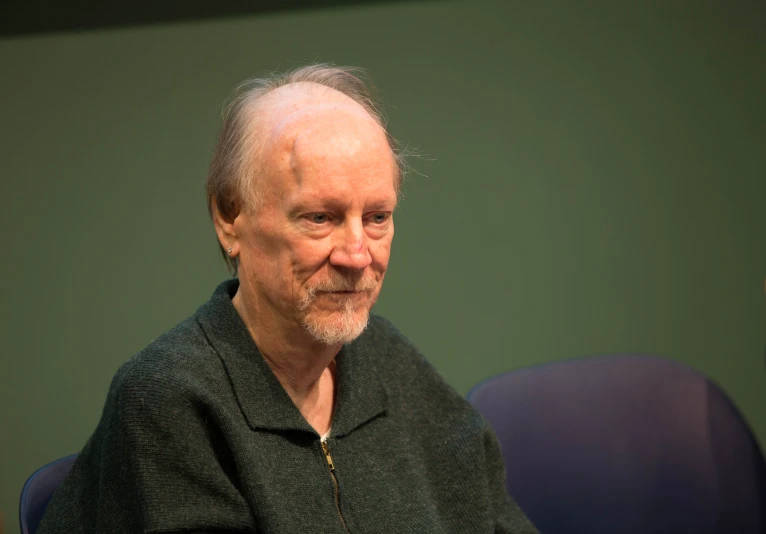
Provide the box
[329,218,372,271]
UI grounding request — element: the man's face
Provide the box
[233,91,397,345]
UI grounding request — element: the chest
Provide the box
[227,416,492,533]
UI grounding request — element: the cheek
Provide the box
[239,220,299,287]
[370,236,393,273]
[288,238,334,278]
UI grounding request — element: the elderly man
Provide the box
[38,65,537,533]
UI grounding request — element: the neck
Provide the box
[231,286,340,400]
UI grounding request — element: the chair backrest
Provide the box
[19,455,77,534]
[468,355,766,534]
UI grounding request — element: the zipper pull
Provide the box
[321,440,335,471]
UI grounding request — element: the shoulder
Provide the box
[361,314,484,429]
[106,316,228,415]
[362,314,439,379]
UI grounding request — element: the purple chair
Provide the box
[19,454,77,534]
[468,355,766,533]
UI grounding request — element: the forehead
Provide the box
[256,84,396,201]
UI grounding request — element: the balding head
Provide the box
[256,84,394,206]
[205,65,404,275]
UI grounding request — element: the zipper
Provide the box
[321,440,350,533]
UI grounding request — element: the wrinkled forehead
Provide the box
[254,83,395,192]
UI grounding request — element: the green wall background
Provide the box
[1,0,764,529]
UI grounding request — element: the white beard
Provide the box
[301,296,371,345]
[297,273,378,345]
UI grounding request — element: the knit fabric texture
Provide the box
[38,280,538,533]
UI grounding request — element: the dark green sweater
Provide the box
[38,280,537,533]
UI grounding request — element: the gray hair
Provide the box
[205,63,405,276]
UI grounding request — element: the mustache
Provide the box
[298,276,379,311]
[308,276,378,294]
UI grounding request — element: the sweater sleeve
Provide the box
[483,425,539,534]
[119,362,258,532]
[39,360,257,534]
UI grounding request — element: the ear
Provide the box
[211,196,241,258]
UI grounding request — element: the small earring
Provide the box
[227,247,233,255]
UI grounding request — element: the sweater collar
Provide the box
[195,279,388,438]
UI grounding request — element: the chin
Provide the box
[302,306,371,345]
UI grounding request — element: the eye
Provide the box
[370,213,389,224]
[309,213,329,224]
